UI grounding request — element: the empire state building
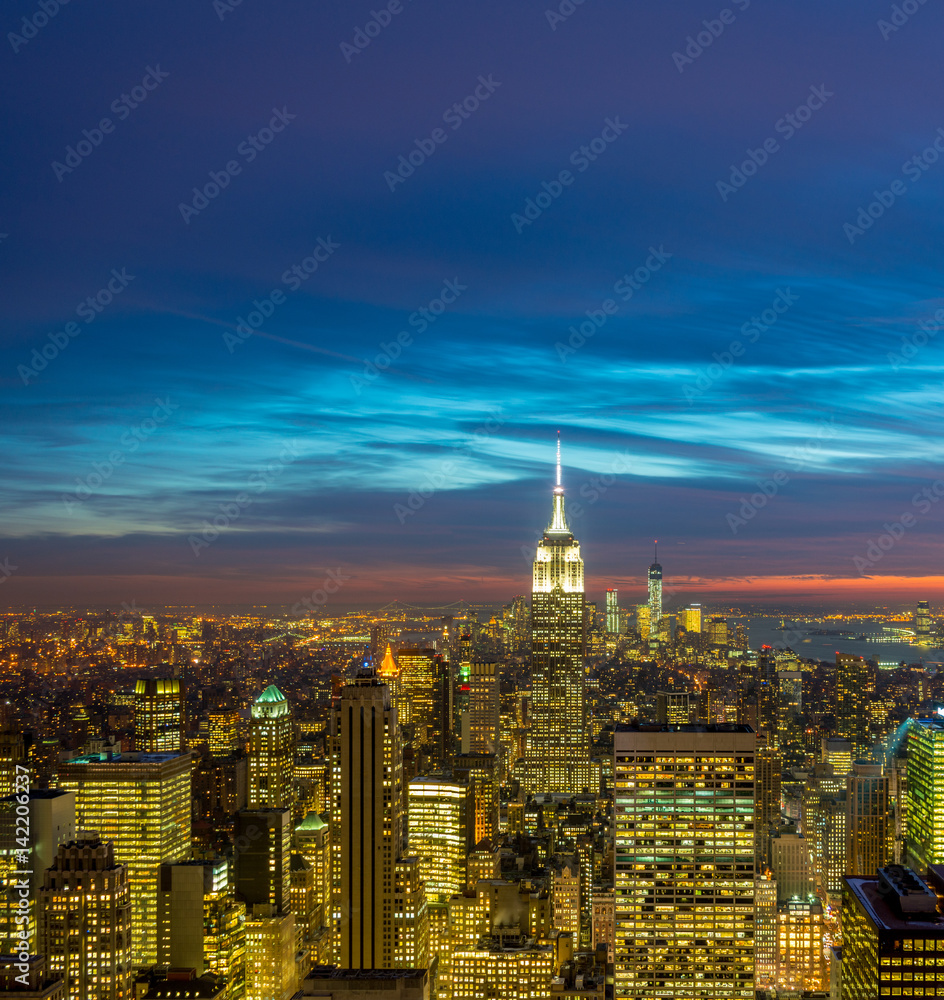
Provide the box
[522,435,589,796]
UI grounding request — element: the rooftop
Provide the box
[846,871,944,933]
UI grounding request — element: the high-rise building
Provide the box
[776,895,827,992]
[906,717,944,870]
[636,605,651,641]
[916,600,932,643]
[802,764,847,900]
[754,875,777,988]
[330,672,427,970]
[244,911,297,1000]
[453,752,499,844]
[846,761,892,877]
[234,809,291,915]
[134,678,184,753]
[707,616,729,647]
[606,589,619,635]
[38,838,132,1000]
[248,685,294,811]
[525,437,588,796]
[407,775,471,904]
[208,699,241,758]
[655,691,694,725]
[466,660,499,756]
[822,736,853,777]
[397,649,449,770]
[836,653,872,759]
[776,669,803,761]
[769,833,813,902]
[755,741,783,872]
[842,866,944,999]
[397,648,435,733]
[294,812,332,964]
[647,544,662,637]
[679,605,702,634]
[613,723,756,999]
[158,858,246,999]
[0,730,32,795]
[0,788,74,955]
[57,749,192,966]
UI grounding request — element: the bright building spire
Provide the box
[548,431,569,533]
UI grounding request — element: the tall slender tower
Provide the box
[134,678,183,752]
[525,434,587,796]
[648,542,662,637]
[248,684,295,811]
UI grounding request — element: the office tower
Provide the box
[836,653,872,759]
[606,589,619,634]
[294,812,332,964]
[906,717,944,870]
[244,913,297,1000]
[452,940,554,999]
[775,896,827,992]
[842,867,944,999]
[57,749,192,966]
[755,741,783,872]
[0,730,32,794]
[38,838,132,1000]
[467,660,499,755]
[397,647,435,731]
[453,752,499,843]
[647,543,662,634]
[846,761,892,876]
[769,833,813,902]
[525,436,588,796]
[290,853,317,956]
[391,858,429,970]
[134,678,184,752]
[0,788,74,955]
[655,691,694,725]
[822,736,853,776]
[917,600,932,642]
[407,775,471,904]
[234,809,291,914]
[378,644,401,719]
[754,875,777,988]
[158,859,246,999]
[330,672,416,970]
[707,616,729,646]
[680,605,702,633]
[549,856,581,937]
[803,765,847,900]
[776,669,803,763]
[613,723,756,999]
[247,685,294,811]
[208,699,241,757]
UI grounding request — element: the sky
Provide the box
[2,0,944,612]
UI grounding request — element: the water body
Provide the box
[742,615,943,668]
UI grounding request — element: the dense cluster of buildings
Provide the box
[2,451,944,998]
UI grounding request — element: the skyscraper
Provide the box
[38,838,133,1000]
[836,653,871,759]
[133,678,183,753]
[407,775,470,904]
[679,605,702,634]
[647,543,662,637]
[525,435,588,796]
[613,723,756,999]
[247,685,294,811]
[846,761,892,876]
[916,600,932,643]
[606,589,619,635]
[330,672,426,970]
[906,717,944,870]
[57,749,192,966]
[467,660,499,755]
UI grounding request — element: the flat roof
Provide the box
[846,877,944,934]
[615,723,755,734]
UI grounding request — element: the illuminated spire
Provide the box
[380,643,399,678]
[548,432,569,533]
